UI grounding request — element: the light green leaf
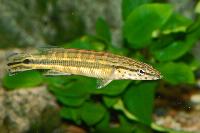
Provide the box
[153,41,193,62]
[3,70,43,90]
[195,1,200,14]
[103,96,119,108]
[96,17,111,42]
[80,102,106,126]
[189,59,200,71]
[123,82,157,125]
[57,95,86,107]
[187,17,200,44]
[158,62,195,85]
[60,107,81,124]
[161,13,192,34]
[123,3,172,48]
[122,0,152,20]
[48,76,96,98]
[95,111,110,129]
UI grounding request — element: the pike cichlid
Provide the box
[7,48,162,88]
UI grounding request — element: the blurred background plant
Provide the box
[0,0,200,133]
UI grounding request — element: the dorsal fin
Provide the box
[37,45,66,54]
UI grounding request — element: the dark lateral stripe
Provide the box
[115,66,138,72]
[115,65,154,76]
[32,59,111,68]
[7,61,22,66]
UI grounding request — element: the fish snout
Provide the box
[154,71,163,80]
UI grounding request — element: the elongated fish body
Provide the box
[7,48,162,88]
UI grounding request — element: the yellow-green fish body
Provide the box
[7,48,162,88]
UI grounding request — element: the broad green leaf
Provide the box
[94,80,131,96]
[123,82,157,125]
[158,62,195,85]
[187,17,200,44]
[103,96,119,108]
[189,59,200,71]
[57,95,86,107]
[60,107,81,124]
[153,41,193,62]
[96,17,111,43]
[122,0,152,20]
[123,4,172,48]
[80,102,106,125]
[161,13,192,34]
[48,76,96,98]
[95,111,110,129]
[3,70,43,90]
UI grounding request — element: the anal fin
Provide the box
[97,79,112,89]
[43,70,71,76]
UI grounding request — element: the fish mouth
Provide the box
[154,73,163,80]
[152,70,163,80]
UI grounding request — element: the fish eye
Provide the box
[138,69,145,76]
[23,59,30,64]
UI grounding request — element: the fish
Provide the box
[7,48,162,89]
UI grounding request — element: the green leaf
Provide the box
[187,17,200,44]
[123,82,157,125]
[122,0,152,20]
[161,13,192,34]
[158,62,195,85]
[47,77,96,107]
[48,76,96,98]
[123,3,172,48]
[95,111,110,129]
[96,18,111,43]
[3,70,43,90]
[153,41,193,62]
[103,96,118,108]
[57,95,86,107]
[189,59,200,71]
[94,80,131,96]
[60,107,81,124]
[80,102,106,126]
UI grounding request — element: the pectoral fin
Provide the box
[43,70,71,76]
[97,79,112,89]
